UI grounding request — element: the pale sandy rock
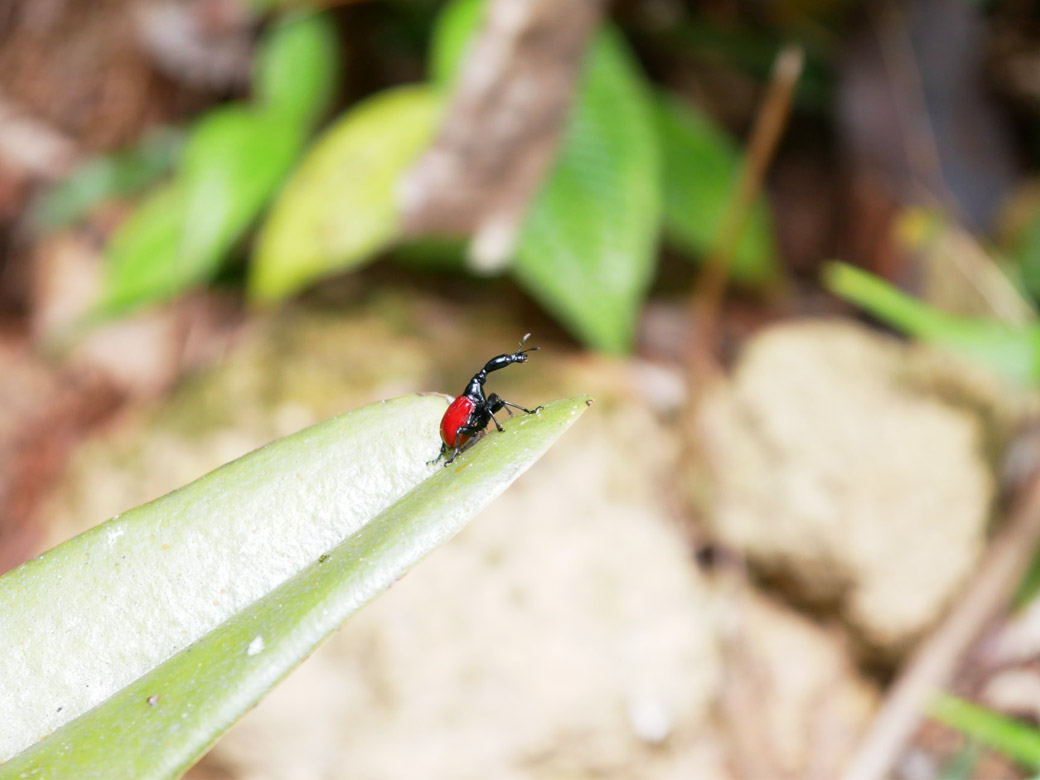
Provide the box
[721,593,878,778]
[697,320,1003,652]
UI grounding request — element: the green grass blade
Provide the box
[929,693,1040,771]
[823,260,1040,384]
[823,261,961,340]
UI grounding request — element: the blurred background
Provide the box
[6,0,1040,777]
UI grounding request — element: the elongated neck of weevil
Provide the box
[481,353,517,375]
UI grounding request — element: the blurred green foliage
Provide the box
[251,86,441,301]
[96,11,339,318]
[30,129,182,232]
[929,693,1040,772]
[824,261,1040,385]
[513,28,661,354]
[656,93,778,284]
[428,0,779,352]
[254,9,340,126]
[0,395,589,778]
[429,0,482,88]
[80,0,779,352]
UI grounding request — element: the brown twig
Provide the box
[841,469,1040,780]
[686,44,802,381]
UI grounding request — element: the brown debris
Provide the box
[0,338,122,574]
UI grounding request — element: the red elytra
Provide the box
[428,334,543,467]
[440,395,476,450]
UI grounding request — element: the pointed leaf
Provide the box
[100,107,304,315]
[250,85,441,302]
[0,395,589,777]
[98,183,192,313]
[514,29,661,354]
[254,11,340,127]
[179,107,303,277]
[655,93,778,285]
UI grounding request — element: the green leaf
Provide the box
[99,107,305,315]
[514,28,661,354]
[254,11,340,127]
[250,85,441,302]
[0,395,589,777]
[929,693,1040,771]
[179,107,304,278]
[823,261,1040,385]
[429,0,485,87]
[655,93,778,285]
[98,182,192,313]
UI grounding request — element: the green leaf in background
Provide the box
[94,11,340,317]
[929,693,1040,771]
[250,85,441,302]
[823,261,1040,385]
[98,107,305,315]
[514,27,662,354]
[389,235,468,272]
[179,107,304,280]
[655,93,779,285]
[0,395,589,778]
[97,183,192,314]
[30,128,183,233]
[255,11,340,127]
[429,0,485,87]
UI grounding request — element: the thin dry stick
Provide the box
[841,470,1040,780]
[686,45,803,378]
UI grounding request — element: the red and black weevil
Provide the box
[429,334,543,466]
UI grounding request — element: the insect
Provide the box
[429,334,543,466]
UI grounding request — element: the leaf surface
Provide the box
[514,29,661,354]
[0,395,589,778]
[655,93,778,284]
[100,108,303,315]
[255,12,340,127]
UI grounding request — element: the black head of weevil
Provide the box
[428,334,543,467]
